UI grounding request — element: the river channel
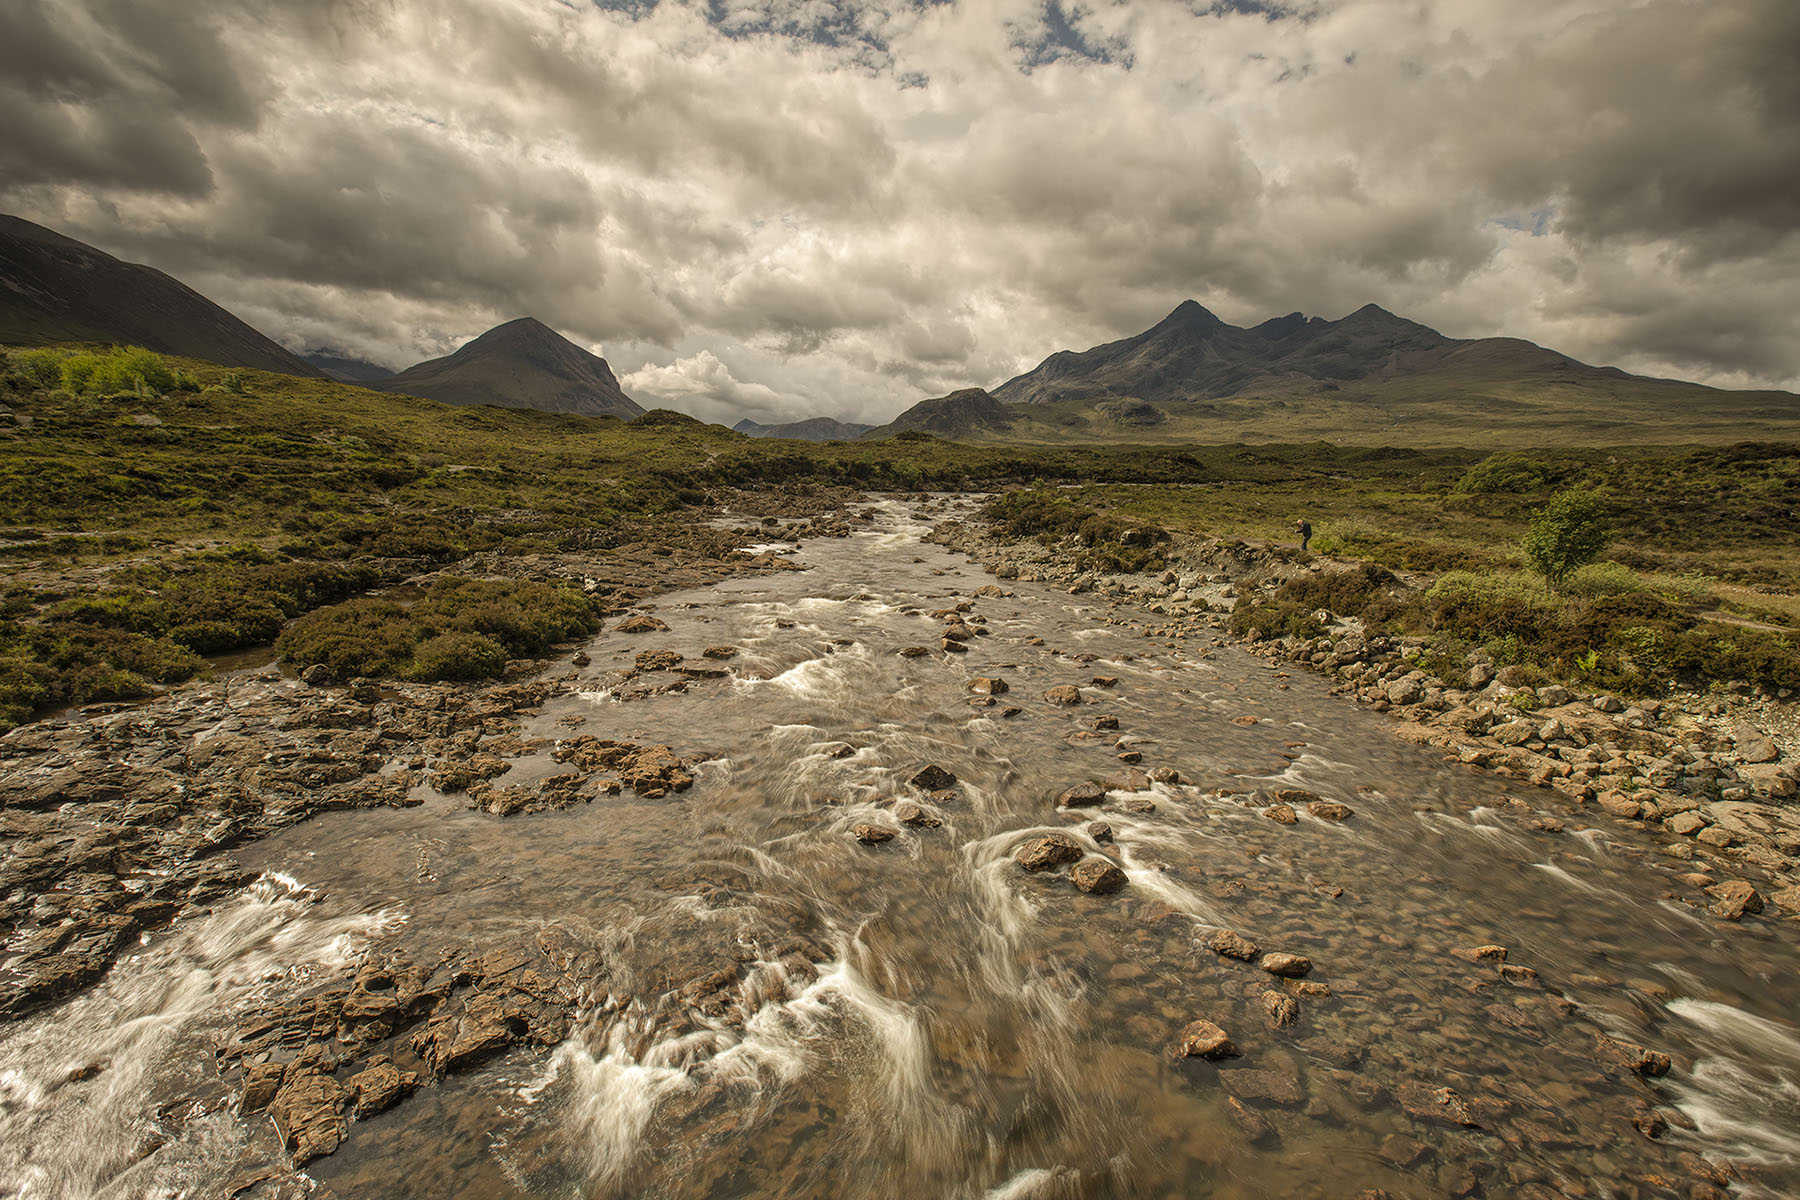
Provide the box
[2,498,1797,1199]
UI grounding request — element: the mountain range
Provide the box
[3,214,1796,446]
[866,300,1800,446]
[733,416,875,441]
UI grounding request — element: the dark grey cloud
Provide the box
[1,0,1795,422]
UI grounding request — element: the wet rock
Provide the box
[1769,885,1800,914]
[1260,990,1299,1028]
[1206,929,1259,960]
[1172,1018,1240,1060]
[1306,800,1353,821]
[346,1057,418,1119]
[1596,1034,1672,1077]
[1057,782,1107,808]
[1260,952,1313,978]
[1705,879,1763,920]
[615,614,669,633]
[1264,804,1297,825]
[817,742,856,759]
[1222,1067,1303,1105]
[570,651,591,667]
[1149,767,1181,785]
[1085,820,1113,843]
[1378,1133,1432,1168]
[240,1061,288,1114]
[1596,791,1643,819]
[968,677,1009,695]
[1015,834,1083,872]
[267,1071,346,1165]
[1070,858,1127,894]
[619,745,694,798]
[1397,1081,1481,1127]
[898,646,930,658]
[1101,768,1151,792]
[1043,685,1083,706]
[1225,1095,1276,1143]
[1117,797,1156,814]
[893,801,940,828]
[1450,945,1509,964]
[1090,715,1120,731]
[634,649,683,672]
[852,823,897,844]
[940,638,969,654]
[910,764,957,790]
[1091,675,1119,688]
[701,645,738,659]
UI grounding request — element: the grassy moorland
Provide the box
[985,443,1800,697]
[2,343,1796,726]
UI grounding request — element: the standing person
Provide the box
[1295,517,1312,553]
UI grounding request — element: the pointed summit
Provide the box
[376,317,643,419]
[1151,299,1226,336]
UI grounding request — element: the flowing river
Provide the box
[2,498,1797,1199]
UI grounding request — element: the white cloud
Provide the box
[4,0,1797,423]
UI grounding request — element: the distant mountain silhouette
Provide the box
[733,416,875,441]
[304,351,393,384]
[0,215,322,376]
[863,388,1014,440]
[975,299,1800,446]
[991,299,1600,406]
[375,318,642,419]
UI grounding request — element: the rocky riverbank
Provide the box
[931,513,1800,927]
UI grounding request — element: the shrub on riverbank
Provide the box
[276,577,604,681]
[1231,564,1799,697]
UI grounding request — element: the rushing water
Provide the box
[3,498,1798,1199]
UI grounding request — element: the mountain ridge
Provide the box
[374,318,642,420]
[0,215,323,377]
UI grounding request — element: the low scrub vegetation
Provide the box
[276,578,604,682]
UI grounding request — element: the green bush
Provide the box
[277,577,603,680]
[409,631,507,680]
[1454,452,1564,494]
[59,347,179,396]
[1522,488,1611,591]
[10,347,69,389]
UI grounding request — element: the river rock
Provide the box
[1090,715,1120,730]
[615,614,669,633]
[894,801,940,828]
[1596,792,1643,819]
[1085,820,1113,843]
[1044,685,1083,706]
[1450,944,1508,964]
[1307,801,1353,821]
[1705,879,1763,920]
[1735,725,1779,764]
[1206,929,1259,960]
[635,649,682,672]
[910,764,957,790]
[702,645,738,659]
[267,1071,346,1164]
[969,677,1009,695]
[1172,1018,1240,1060]
[1015,834,1083,872]
[1225,1095,1276,1143]
[1769,885,1800,914]
[1223,1067,1304,1105]
[1102,768,1151,792]
[1397,1081,1480,1127]
[1260,990,1299,1028]
[1057,782,1107,808]
[1070,859,1127,894]
[898,646,930,658]
[620,746,693,797]
[1596,1034,1672,1077]
[1260,952,1313,978]
[853,823,896,844]
[1666,811,1709,836]
[1264,804,1297,825]
[347,1057,418,1119]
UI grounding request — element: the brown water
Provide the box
[3,498,1798,1199]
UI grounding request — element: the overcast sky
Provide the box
[4,0,1797,424]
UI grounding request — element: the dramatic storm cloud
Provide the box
[4,0,1798,419]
